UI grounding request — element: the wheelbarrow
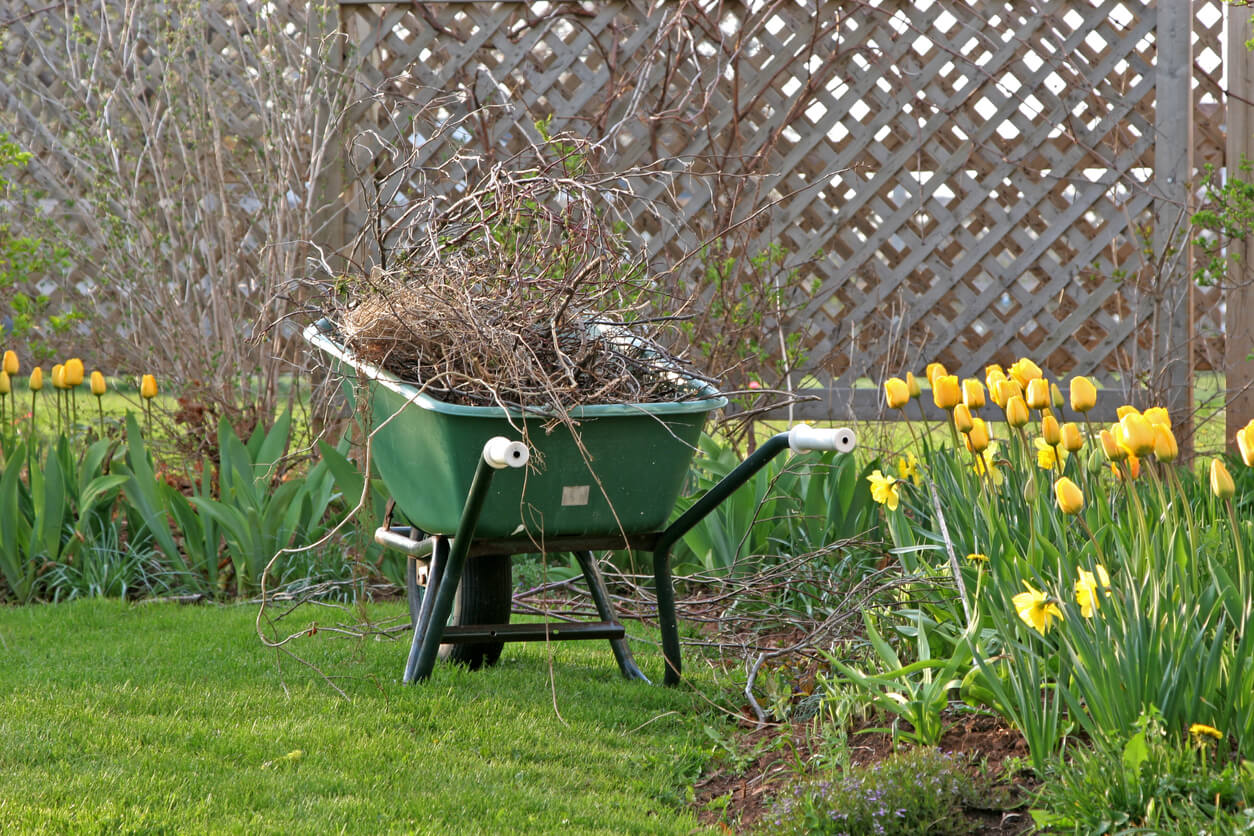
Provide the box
[304,321,856,685]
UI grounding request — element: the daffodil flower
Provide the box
[867,469,901,511]
[1034,437,1066,471]
[1013,582,1063,634]
[896,452,922,486]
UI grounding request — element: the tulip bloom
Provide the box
[987,368,1009,406]
[51,364,65,390]
[966,417,990,453]
[884,377,910,410]
[1069,376,1097,413]
[1211,458,1235,500]
[64,358,84,387]
[2,350,17,376]
[1238,419,1254,468]
[1143,407,1170,429]
[962,378,985,410]
[1119,412,1155,458]
[1005,395,1029,428]
[1008,358,1043,388]
[905,371,921,399]
[1025,378,1050,411]
[1041,414,1061,446]
[1055,476,1084,514]
[0,370,8,396]
[1153,424,1178,462]
[932,374,961,410]
[29,367,43,392]
[1013,582,1062,634]
[91,371,107,397]
[1060,422,1084,453]
[953,402,974,434]
[925,362,948,388]
[1099,428,1125,461]
[140,375,158,400]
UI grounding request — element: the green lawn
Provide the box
[0,601,715,834]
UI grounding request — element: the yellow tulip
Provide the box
[90,371,107,397]
[962,378,985,410]
[1055,476,1084,515]
[1025,378,1050,411]
[932,374,961,410]
[2,350,17,376]
[1211,458,1235,500]
[1013,582,1062,634]
[1050,383,1064,410]
[1099,428,1125,462]
[905,371,921,399]
[1116,404,1140,421]
[1041,414,1061,446]
[0,370,9,396]
[925,362,948,388]
[140,374,158,400]
[51,363,65,390]
[953,402,973,434]
[1143,407,1171,429]
[985,363,1006,379]
[1069,376,1097,413]
[1238,419,1254,467]
[1060,422,1084,453]
[966,417,990,453]
[1008,358,1043,388]
[64,358,84,387]
[987,368,1009,406]
[884,377,910,410]
[1005,395,1029,428]
[29,367,42,392]
[1153,424,1178,463]
[996,378,1022,408]
[1119,412,1155,458]
[1113,454,1141,481]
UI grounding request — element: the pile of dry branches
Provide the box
[326,146,714,411]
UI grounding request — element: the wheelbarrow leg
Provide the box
[573,551,649,683]
[404,536,449,683]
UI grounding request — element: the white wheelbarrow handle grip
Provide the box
[482,436,530,469]
[788,425,856,454]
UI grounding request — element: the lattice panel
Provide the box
[339,0,1224,398]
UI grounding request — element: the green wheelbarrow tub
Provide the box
[304,323,727,539]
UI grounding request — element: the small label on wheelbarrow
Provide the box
[561,485,590,506]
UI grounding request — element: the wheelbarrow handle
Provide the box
[788,424,856,454]
[483,436,529,469]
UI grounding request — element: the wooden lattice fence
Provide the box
[1,0,1250,430]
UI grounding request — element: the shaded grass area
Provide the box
[0,601,715,834]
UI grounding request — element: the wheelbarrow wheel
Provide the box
[409,551,512,670]
[444,554,512,669]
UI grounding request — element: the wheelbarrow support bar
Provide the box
[651,426,855,685]
[404,437,525,684]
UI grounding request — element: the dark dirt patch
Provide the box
[693,709,1037,834]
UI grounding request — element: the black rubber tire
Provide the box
[441,554,512,669]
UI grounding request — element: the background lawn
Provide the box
[0,600,715,834]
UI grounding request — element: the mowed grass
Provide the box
[0,600,716,834]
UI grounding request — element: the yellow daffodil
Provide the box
[867,469,901,511]
[1013,582,1062,634]
[884,377,910,410]
[926,362,948,388]
[1008,358,1043,388]
[905,371,921,399]
[1060,422,1084,453]
[1025,377,1051,411]
[1005,395,1029,428]
[1236,419,1254,467]
[962,378,985,410]
[1035,437,1066,470]
[953,402,974,434]
[90,371,107,397]
[1189,723,1224,740]
[1153,424,1178,463]
[962,419,989,456]
[972,443,1003,485]
[1211,458,1235,500]
[1055,476,1084,515]
[2,350,17,376]
[1074,566,1110,617]
[1119,411,1155,458]
[896,452,922,486]
[1069,376,1097,413]
[141,374,158,400]
[932,374,961,410]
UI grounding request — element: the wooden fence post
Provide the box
[1153,4,1194,453]
[1227,5,1254,450]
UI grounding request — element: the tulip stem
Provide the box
[96,395,105,440]
[1225,498,1245,587]
[1076,513,1107,566]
